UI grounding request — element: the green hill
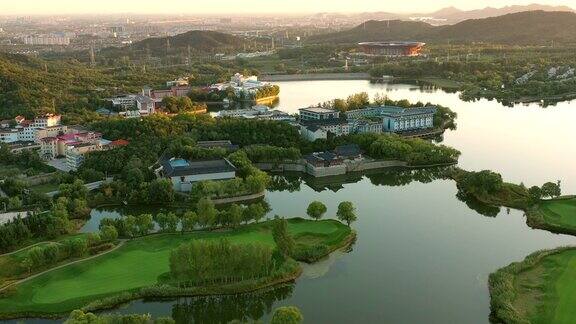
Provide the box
[309,11,576,45]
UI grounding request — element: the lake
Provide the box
[13,81,576,323]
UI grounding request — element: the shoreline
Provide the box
[0,221,356,320]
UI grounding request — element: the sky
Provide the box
[1,0,575,15]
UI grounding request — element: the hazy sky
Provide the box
[2,0,575,15]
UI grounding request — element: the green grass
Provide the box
[537,198,576,232]
[0,218,350,316]
[29,182,60,194]
[490,248,576,324]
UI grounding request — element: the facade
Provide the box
[358,42,425,57]
[135,95,156,115]
[0,114,64,144]
[299,107,340,121]
[158,156,237,192]
[346,106,436,132]
[66,142,102,171]
[217,105,295,122]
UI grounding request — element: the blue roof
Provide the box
[169,158,190,168]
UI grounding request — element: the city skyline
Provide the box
[1,0,574,15]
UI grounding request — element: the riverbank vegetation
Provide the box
[489,247,576,324]
[0,218,353,318]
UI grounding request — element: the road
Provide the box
[46,178,113,197]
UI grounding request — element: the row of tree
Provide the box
[99,199,270,238]
[307,201,358,226]
[169,238,277,286]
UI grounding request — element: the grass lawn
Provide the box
[29,182,60,194]
[0,218,350,316]
[537,198,576,232]
[0,233,90,289]
[493,248,576,324]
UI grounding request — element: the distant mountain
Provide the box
[428,11,576,44]
[100,30,260,58]
[309,11,576,45]
[307,20,434,44]
[429,4,574,23]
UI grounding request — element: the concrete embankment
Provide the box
[255,159,411,177]
[260,73,371,82]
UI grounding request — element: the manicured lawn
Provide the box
[538,198,576,231]
[29,182,60,194]
[510,249,576,324]
[0,218,349,316]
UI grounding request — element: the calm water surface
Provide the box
[13,81,576,323]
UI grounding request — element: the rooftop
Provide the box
[299,107,338,114]
[161,156,237,177]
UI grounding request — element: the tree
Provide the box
[272,217,294,257]
[136,214,154,236]
[528,186,542,203]
[271,306,303,324]
[100,225,118,242]
[228,204,243,228]
[541,181,561,199]
[336,201,357,226]
[166,212,179,232]
[307,201,327,221]
[68,239,88,257]
[248,203,266,223]
[155,213,168,232]
[197,197,217,228]
[181,211,197,233]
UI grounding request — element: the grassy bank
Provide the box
[0,218,352,319]
[489,247,576,324]
[526,197,576,236]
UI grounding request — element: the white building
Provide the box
[346,106,436,132]
[157,157,237,192]
[299,107,340,121]
[0,114,63,144]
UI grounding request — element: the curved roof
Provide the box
[358,41,425,47]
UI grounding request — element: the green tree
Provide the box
[528,186,542,203]
[166,212,179,232]
[336,201,357,226]
[272,217,295,257]
[99,225,118,242]
[228,204,243,228]
[181,211,197,233]
[541,181,561,199]
[136,214,154,236]
[248,203,266,223]
[307,201,327,221]
[197,197,217,228]
[271,306,304,324]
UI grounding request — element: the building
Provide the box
[304,151,346,177]
[217,105,295,122]
[346,106,436,132]
[299,125,328,142]
[135,95,155,115]
[157,156,237,192]
[358,42,425,57]
[0,114,64,144]
[196,140,239,152]
[334,144,363,161]
[299,107,340,121]
[23,35,70,46]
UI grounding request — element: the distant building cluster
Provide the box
[298,106,436,141]
[104,77,192,118]
[358,41,425,57]
[22,35,71,46]
[210,73,271,97]
[0,113,128,171]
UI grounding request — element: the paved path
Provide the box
[0,241,59,258]
[46,178,113,197]
[0,240,126,293]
